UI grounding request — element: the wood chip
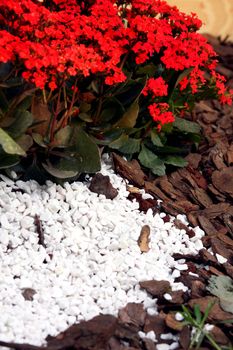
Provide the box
[165,313,183,331]
[112,153,146,187]
[212,167,233,196]
[89,173,118,199]
[137,225,150,253]
[139,280,170,298]
[188,296,233,322]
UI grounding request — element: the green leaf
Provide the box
[163,155,188,167]
[99,97,125,124]
[92,128,124,146]
[68,127,101,173]
[173,117,201,134]
[54,125,72,147]
[6,110,33,138]
[151,130,164,147]
[109,134,129,149]
[194,305,202,324]
[42,161,79,179]
[115,77,147,107]
[118,138,141,154]
[0,154,20,169]
[138,145,166,176]
[114,101,139,128]
[207,276,233,314]
[0,128,25,156]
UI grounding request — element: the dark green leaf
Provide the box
[42,161,79,179]
[109,134,128,149]
[118,138,141,154]
[6,110,33,138]
[163,155,188,167]
[115,77,147,107]
[100,97,125,123]
[138,145,166,176]
[92,128,124,146]
[173,117,201,134]
[68,126,101,173]
[0,154,20,169]
[151,130,164,147]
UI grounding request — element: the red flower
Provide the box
[148,102,175,128]
[142,77,168,97]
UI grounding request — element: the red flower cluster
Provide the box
[148,102,175,130]
[142,77,168,97]
[0,0,232,125]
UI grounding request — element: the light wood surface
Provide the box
[167,0,233,40]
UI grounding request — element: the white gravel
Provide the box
[0,155,204,346]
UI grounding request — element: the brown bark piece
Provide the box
[139,280,170,298]
[185,153,202,169]
[210,326,230,345]
[112,153,146,187]
[174,219,195,238]
[197,216,219,236]
[225,144,233,165]
[165,313,183,331]
[201,203,230,218]
[212,167,233,196]
[208,184,227,201]
[179,325,191,350]
[188,296,233,322]
[210,237,233,261]
[144,181,170,202]
[189,188,213,208]
[118,303,146,330]
[191,280,206,298]
[89,173,118,199]
[189,168,208,190]
[144,314,167,335]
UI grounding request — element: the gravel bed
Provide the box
[0,156,204,346]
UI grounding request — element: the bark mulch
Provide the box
[0,36,233,350]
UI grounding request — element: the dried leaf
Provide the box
[207,275,233,314]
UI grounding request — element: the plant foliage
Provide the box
[0,0,232,181]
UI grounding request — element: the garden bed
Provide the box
[0,36,232,350]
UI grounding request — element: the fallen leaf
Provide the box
[207,275,233,314]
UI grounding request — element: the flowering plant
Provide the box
[0,0,232,181]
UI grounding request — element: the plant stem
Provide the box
[59,78,78,129]
[49,87,62,142]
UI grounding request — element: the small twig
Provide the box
[34,214,46,248]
